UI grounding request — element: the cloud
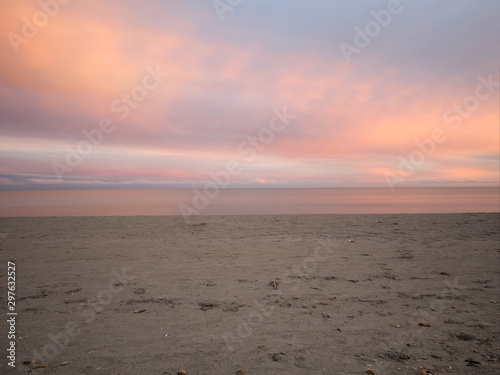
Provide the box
[0,0,498,190]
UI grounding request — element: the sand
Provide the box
[0,213,499,374]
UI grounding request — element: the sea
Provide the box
[0,187,498,217]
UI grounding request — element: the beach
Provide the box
[1,213,499,374]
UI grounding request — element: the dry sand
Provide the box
[0,213,499,374]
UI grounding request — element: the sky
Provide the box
[0,0,499,190]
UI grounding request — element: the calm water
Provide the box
[0,188,498,217]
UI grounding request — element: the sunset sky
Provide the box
[0,0,498,190]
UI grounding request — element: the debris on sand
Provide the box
[465,359,481,367]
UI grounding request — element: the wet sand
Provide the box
[0,213,499,374]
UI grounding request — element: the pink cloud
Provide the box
[0,1,498,189]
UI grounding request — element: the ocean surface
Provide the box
[0,187,498,217]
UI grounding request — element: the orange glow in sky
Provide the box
[0,0,498,190]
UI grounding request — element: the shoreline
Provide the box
[1,187,498,218]
[0,211,499,219]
